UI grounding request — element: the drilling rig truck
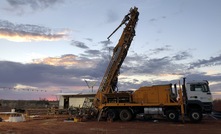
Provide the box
[93,7,213,123]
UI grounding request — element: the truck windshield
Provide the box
[190,84,209,92]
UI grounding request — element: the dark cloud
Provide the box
[1,49,221,99]
[6,0,64,13]
[149,45,171,54]
[0,19,68,42]
[0,59,104,88]
[122,52,186,76]
[84,50,101,57]
[183,73,221,82]
[0,50,109,98]
[172,51,192,61]
[121,50,221,95]
[0,61,70,85]
[138,57,185,75]
[189,54,221,69]
[99,40,113,47]
[147,47,192,65]
[71,40,89,49]
[1,47,218,90]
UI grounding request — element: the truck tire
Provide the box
[119,109,132,121]
[166,109,179,122]
[189,109,202,123]
[107,109,118,120]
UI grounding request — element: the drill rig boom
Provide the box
[94,7,139,108]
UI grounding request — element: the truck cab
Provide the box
[184,80,213,122]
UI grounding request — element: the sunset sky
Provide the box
[0,0,221,100]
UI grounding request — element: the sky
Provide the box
[0,0,221,100]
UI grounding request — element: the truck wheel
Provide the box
[166,110,179,122]
[119,109,132,121]
[189,109,202,123]
[107,109,118,120]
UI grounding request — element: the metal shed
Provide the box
[56,92,96,109]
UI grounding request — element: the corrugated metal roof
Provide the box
[56,92,96,96]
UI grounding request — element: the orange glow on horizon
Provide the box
[46,96,58,101]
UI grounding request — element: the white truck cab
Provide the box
[186,81,212,103]
[183,79,213,122]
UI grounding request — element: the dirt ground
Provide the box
[0,117,221,134]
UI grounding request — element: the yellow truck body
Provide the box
[133,85,173,104]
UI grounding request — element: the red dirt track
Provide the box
[0,118,221,134]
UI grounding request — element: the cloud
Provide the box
[84,38,93,42]
[14,84,38,90]
[33,54,78,66]
[0,19,69,42]
[149,18,157,22]
[149,16,167,23]
[148,47,192,61]
[117,72,221,96]
[99,40,112,47]
[82,50,101,57]
[0,53,112,99]
[122,52,186,76]
[149,45,171,54]
[183,73,221,82]
[1,49,221,99]
[5,0,64,14]
[172,51,192,61]
[122,50,193,77]
[33,54,98,68]
[71,40,89,49]
[32,53,109,79]
[137,57,185,75]
[189,54,221,69]
[0,59,102,88]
